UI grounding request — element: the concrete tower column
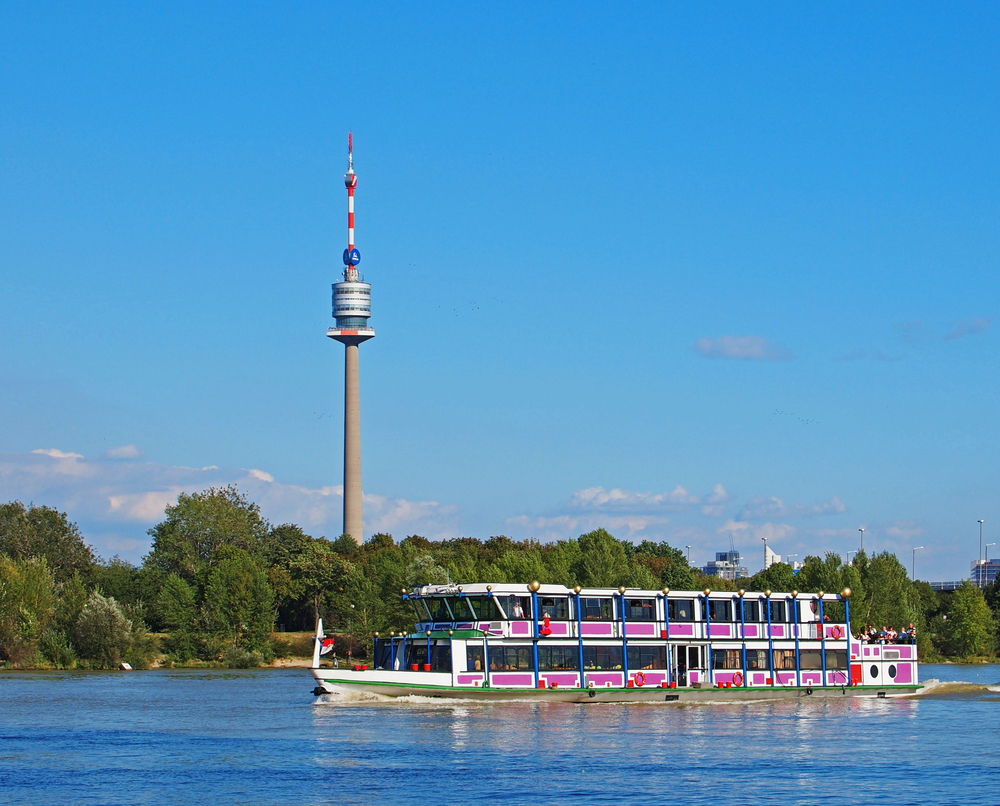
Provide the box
[343,342,363,543]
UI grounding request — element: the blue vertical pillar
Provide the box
[575,590,585,689]
[738,592,747,686]
[704,591,714,686]
[662,591,672,686]
[531,589,540,688]
[765,594,775,687]
[818,594,827,686]
[792,594,801,688]
[619,589,629,686]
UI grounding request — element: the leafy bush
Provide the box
[221,647,264,668]
[39,629,76,668]
[73,592,133,668]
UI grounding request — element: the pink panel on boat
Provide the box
[894,646,913,659]
[626,623,656,637]
[777,672,795,685]
[689,672,700,683]
[751,673,766,685]
[769,626,785,638]
[669,624,694,637]
[510,622,531,636]
[742,625,759,638]
[801,673,821,685]
[715,672,736,684]
[456,623,474,629]
[581,623,614,637]
[586,672,624,686]
[547,622,570,636]
[893,663,913,684]
[456,674,483,684]
[632,672,666,686]
[827,670,849,686]
[491,673,533,686]
[542,673,579,686]
[709,624,731,638]
[863,646,870,657]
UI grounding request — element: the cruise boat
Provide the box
[310,582,920,702]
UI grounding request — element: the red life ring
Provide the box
[733,672,744,687]
[634,672,646,687]
[831,625,844,639]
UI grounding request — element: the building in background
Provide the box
[971,557,1000,588]
[702,550,748,581]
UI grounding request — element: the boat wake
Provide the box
[914,679,1000,698]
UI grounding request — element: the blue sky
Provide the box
[1,2,997,580]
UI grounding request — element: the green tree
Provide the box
[146,486,270,583]
[0,502,95,582]
[572,529,632,587]
[945,581,996,658]
[747,562,796,593]
[0,555,56,666]
[202,548,275,655]
[156,574,198,660]
[291,539,350,623]
[73,591,133,668]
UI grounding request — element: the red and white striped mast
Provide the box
[345,131,357,262]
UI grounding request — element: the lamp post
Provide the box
[858,527,865,554]
[911,547,923,580]
[978,520,985,588]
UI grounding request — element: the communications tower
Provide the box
[327,133,374,544]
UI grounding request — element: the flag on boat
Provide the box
[319,637,336,655]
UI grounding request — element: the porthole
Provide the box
[870,665,878,678]
[888,664,897,679]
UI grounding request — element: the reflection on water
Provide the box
[1,665,998,805]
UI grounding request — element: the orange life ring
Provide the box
[732,672,744,687]
[831,625,844,639]
[634,672,646,687]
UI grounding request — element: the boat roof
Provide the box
[406,583,843,601]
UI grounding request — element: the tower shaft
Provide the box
[343,343,363,544]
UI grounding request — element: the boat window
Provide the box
[800,650,822,670]
[580,597,614,620]
[583,645,623,670]
[466,644,484,672]
[495,595,532,620]
[707,600,734,622]
[404,640,451,672]
[538,646,579,671]
[428,598,454,622]
[772,649,796,670]
[768,600,788,623]
[746,649,769,670]
[490,645,533,671]
[468,596,503,621]
[625,598,655,621]
[538,597,569,620]
[628,645,667,670]
[667,599,695,622]
[711,649,742,670]
[449,596,476,621]
[742,600,761,622]
[825,650,848,670]
[411,599,432,622]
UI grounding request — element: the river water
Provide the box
[1,664,998,805]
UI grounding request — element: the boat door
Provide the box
[673,645,703,687]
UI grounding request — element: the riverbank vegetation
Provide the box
[1,488,998,669]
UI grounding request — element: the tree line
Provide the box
[1,486,998,668]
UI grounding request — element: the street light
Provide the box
[911,547,923,580]
[859,527,865,553]
[978,520,985,588]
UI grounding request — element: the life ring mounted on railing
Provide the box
[732,672,744,687]
[634,672,646,687]
[831,625,844,639]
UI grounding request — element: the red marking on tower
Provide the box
[345,132,357,255]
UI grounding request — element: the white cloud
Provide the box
[718,519,796,542]
[694,335,791,361]
[885,521,924,541]
[506,513,671,542]
[103,444,144,460]
[33,448,84,459]
[248,469,274,482]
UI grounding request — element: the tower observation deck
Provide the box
[327,133,374,544]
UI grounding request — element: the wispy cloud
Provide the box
[944,317,992,341]
[103,444,145,460]
[0,449,460,559]
[694,335,792,361]
[738,495,846,520]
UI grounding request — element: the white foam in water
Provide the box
[913,678,1000,696]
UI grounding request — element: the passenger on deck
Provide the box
[512,602,525,619]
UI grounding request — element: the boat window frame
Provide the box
[582,644,624,671]
[628,644,667,670]
[538,645,579,671]
[624,597,656,621]
[537,596,570,620]
[579,597,614,621]
[667,598,696,622]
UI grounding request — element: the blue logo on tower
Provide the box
[343,248,362,266]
